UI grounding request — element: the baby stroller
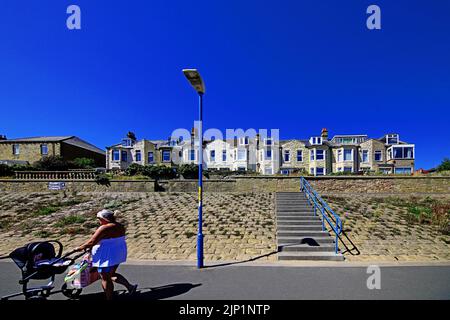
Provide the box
[0,240,86,300]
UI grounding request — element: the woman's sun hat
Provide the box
[96,209,115,222]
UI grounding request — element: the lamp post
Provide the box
[182,69,205,269]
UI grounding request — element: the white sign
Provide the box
[48,182,66,190]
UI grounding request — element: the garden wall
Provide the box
[0,176,448,194]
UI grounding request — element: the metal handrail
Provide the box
[300,176,342,254]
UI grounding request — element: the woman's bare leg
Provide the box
[111,266,135,292]
[100,271,114,300]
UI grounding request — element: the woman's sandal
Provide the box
[128,284,138,295]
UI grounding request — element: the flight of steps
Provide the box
[276,192,344,261]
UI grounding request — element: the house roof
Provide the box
[0,136,105,155]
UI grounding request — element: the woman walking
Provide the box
[76,209,137,300]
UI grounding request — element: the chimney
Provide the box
[0,135,6,141]
[321,128,328,140]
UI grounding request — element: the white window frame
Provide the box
[316,149,325,161]
[343,149,353,161]
[210,150,216,162]
[135,150,142,162]
[189,149,196,161]
[284,150,290,162]
[112,149,120,161]
[310,150,315,161]
[162,150,171,162]
[12,144,20,155]
[222,149,227,162]
[237,148,247,161]
[296,150,303,162]
[394,167,412,175]
[40,144,48,155]
[388,145,414,160]
[374,150,383,162]
[362,150,368,163]
[386,134,399,145]
[316,167,325,176]
[148,151,154,163]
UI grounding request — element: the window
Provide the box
[375,150,382,162]
[310,168,314,175]
[162,150,171,162]
[343,167,352,173]
[40,144,48,155]
[12,144,20,155]
[265,149,272,160]
[210,150,215,161]
[284,150,290,162]
[121,151,128,162]
[222,150,227,161]
[394,167,412,175]
[238,149,246,161]
[239,137,249,145]
[316,149,324,160]
[112,150,120,161]
[310,150,315,161]
[386,134,399,145]
[122,138,132,147]
[179,151,182,158]
[310,137,322,145]
[190,149,195,161]
[343,149,352,161]
[362,150,368,163]
[297,150,303,162]
[316,167,324,176]
[135,150,141,162]
[148,151,154,163]
[391,146,414,159]
[265,139,272,146]
[337,149,342,162]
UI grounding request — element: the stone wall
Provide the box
[0,176,449,194]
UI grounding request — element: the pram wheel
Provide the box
[61,283,82,299]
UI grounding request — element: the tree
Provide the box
[437,158,450,172]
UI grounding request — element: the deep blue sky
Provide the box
[1,0,449,169]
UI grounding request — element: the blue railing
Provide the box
[300,176,343,254]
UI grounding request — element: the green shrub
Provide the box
[125,163,145,176]
[55,215,87,227]
[142,165,177,180]
[34,206,59,216]
[178,164,198,179]
[0,164,13,177]
[95,173,111,186]
[33,156,70,171]
[71,158,96,169]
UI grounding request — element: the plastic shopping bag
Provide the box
[64,252,99,289]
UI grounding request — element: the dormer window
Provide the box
[386,134,399,145]
[310,137,322,145]
[239,137,249,145]
[122,138,133,147]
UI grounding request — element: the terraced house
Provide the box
[279,129,415,175]
[106,129,415,175]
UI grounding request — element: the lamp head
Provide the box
[182,69,205,94]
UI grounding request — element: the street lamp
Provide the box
[182,69,205,269]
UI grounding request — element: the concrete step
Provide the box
[276,216,320,221]
[278,244,336,252]
[277,212,316,217]
[277,220,322,225]
[277,205,311,209]
[277,230,330,237]
[277,208,313,212]
[277,237,336,244]
[278,251,344,261]
[277,225,323,231]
